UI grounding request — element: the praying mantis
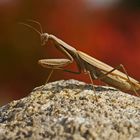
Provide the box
[20,20,140,96]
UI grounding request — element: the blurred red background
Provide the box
[0,0,140,105]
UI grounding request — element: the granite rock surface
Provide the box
[0,80,140,140]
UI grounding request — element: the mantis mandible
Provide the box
[20,20,140,96]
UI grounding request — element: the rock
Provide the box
[0,79,140,140]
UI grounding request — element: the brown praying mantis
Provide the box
[20,20,140,96]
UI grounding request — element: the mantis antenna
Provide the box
[18,19,44,36]
[19,22,42,36]
[24,19,43,33]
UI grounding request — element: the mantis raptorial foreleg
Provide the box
[39,44,81,77]
[55,45,74,61]
[38,57,81,86]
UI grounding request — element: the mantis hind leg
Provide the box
[95,64,139,96]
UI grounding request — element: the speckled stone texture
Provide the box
[0,80,140,140]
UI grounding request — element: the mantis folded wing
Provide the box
[78,51,140,95]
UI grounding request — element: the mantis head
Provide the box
[40,33,49,46]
